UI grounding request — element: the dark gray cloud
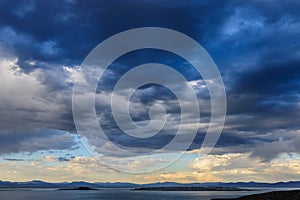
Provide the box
[57,153,75,162]
[0,0,299,160]
[0,129,77,154]
[0,0,230,70]
[3,158,25,161]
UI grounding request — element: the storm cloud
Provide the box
[0,0,299,161]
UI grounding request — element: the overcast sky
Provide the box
[0,0,300,183]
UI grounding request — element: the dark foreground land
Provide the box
[133,186,251,191]
[212,190,300,200]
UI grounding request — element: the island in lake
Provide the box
[58,187,99,190]
[133,186,251,191]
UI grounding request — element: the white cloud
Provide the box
[0,58,69,131]
[191,152,300,182]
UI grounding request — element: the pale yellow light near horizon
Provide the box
[1,152,300,183]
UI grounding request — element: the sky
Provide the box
[0,0,300,183]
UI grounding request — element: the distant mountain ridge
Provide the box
[0,180,299,188]
[0,180,139,188]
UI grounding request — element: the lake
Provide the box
[0,188,297,200]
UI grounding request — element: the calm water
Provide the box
[0,188,297,200]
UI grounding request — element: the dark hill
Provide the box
[212,190,300,200]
